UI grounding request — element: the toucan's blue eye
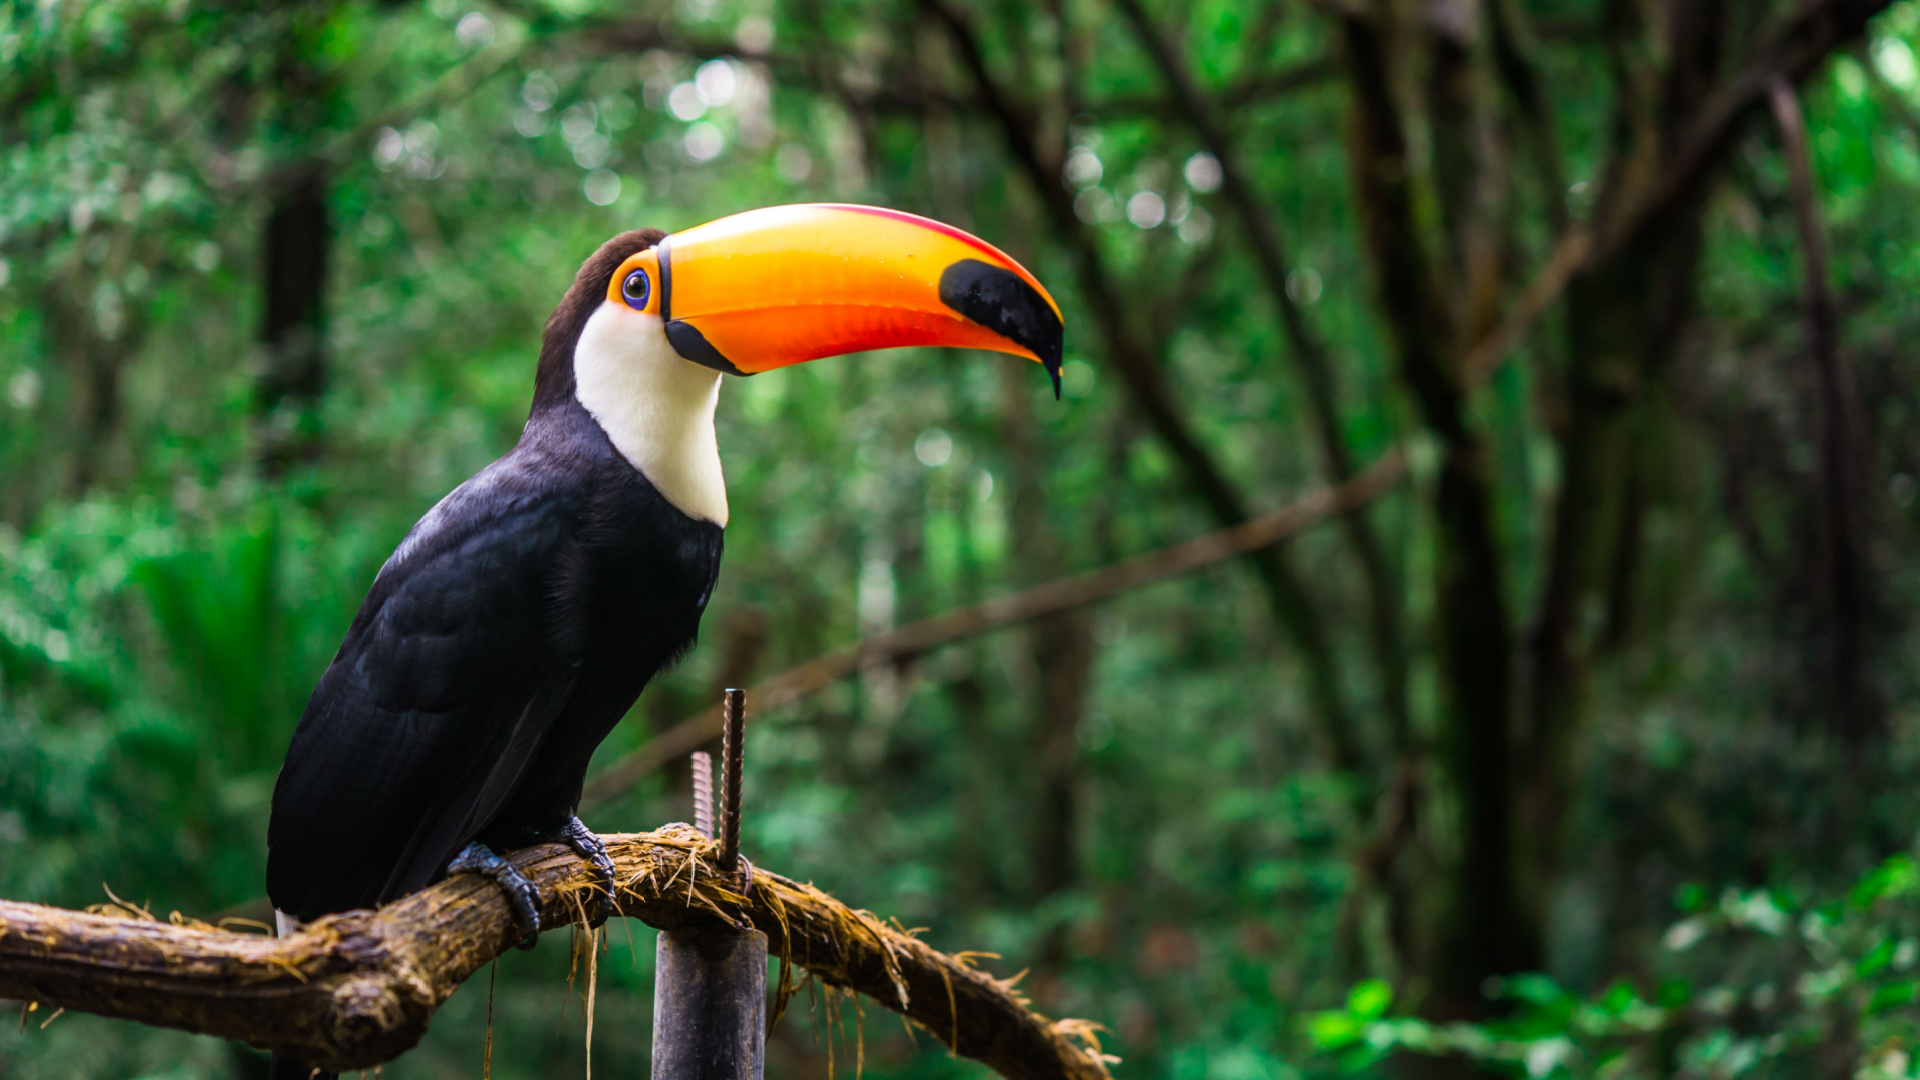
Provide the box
[621,268,651,310]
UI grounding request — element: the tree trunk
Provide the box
[1768,76,1880,743]
[257,163,329,476]
[1335,5,1533,1018]
[1521,0,1725,955]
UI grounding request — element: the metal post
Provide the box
[653,690,764,1080]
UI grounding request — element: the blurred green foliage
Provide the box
[1308,856,1920,1080]
[7,0,1920,1078]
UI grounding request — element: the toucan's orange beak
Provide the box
[644,203,1063,395]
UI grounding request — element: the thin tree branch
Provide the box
[1460,227,1592,385]
[583,450,1408,804]
[0,827,1112,1080]
[1094,55,1340,116]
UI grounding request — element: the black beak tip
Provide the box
[937,259,1066,399]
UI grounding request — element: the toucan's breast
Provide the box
[570,301,729,527]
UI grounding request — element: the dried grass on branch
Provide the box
[0,825,1114,1080]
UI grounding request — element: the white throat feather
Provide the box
[571,301,728,526]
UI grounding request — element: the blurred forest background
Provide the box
[8,0,1920,1076]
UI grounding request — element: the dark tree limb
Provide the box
[1769,75,1879,740]
[1462,0,1896,385]
[1094,55,1340,117]
[1516,0,1727,980]
[1333,1,1529,1008]
[1609,0,1893,259]
[0,827,1113,1080]
[256,161,329,475]
[583,451,1407,804]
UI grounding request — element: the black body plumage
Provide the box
[267,229,720,926]
[266,396,721,919]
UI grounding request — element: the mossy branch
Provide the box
[0,825,1114,1080]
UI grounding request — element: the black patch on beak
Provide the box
[666,321,746,375]
[657,234,747,376]
[938,259,1065,399]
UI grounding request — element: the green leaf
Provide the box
[1869,981,1917,1014]
[1859,939,1897,979]
[1348,979,1393,1020]
[1598,980,1644,1017]
[1853,856,1919,908]
[1308,1012,1363,1051]
[1656,979,1694,1008]
[1507,973,1569,1009]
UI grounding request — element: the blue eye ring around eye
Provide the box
[621,268,651,310]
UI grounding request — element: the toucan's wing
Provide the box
[266,461,582,922]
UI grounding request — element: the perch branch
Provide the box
[582,449,1408,804]
[0,826,1112,1080]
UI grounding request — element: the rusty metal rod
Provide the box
[691,751,715,840]
[718,689,745,872]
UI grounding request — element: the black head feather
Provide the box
[531,228,666,415]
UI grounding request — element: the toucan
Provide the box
[263,204,1061,1078]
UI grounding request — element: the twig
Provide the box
[0,827,1110,1080]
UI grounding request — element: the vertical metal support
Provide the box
[652,926,768,1080]
[653,691,763,1080]
[718,688,745,871]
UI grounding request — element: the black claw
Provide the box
[560,816,617,929]
[449,842,542,949]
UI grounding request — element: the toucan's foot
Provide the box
[560,816,617,928]
[449,842,541,949]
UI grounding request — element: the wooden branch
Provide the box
[0,826,1113,1080]
[1459,227,1591,385]
[583,450,1407,805]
